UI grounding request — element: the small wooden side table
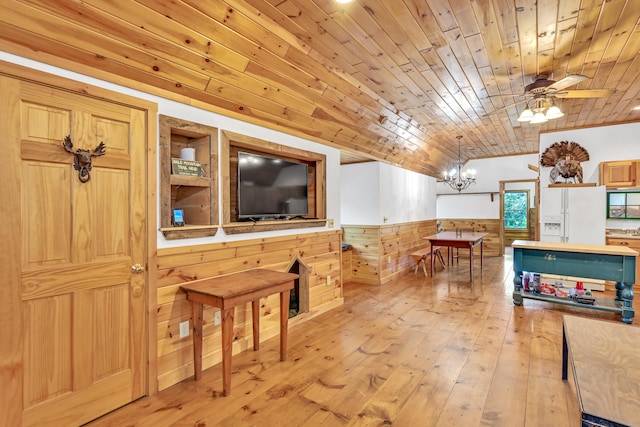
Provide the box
[180,269,298,396]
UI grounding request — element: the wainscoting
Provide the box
[342,220,438,285]
[156,230,344,390]
[342,219,501,286]
[438,219,501,257]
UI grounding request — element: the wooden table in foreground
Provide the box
[562,315,640,426]
[180,269,298,396]
[424,232,488,281]
[512,240,637,323]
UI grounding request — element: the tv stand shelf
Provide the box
[222,219,326,235]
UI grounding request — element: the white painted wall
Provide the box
[539,122,640,187]
[340,162,381,225]
[436,153,539,219]
[436,194,498,219]
[341,162,437,225]
[437,153,540,194]
[380,162,437,223]
[0,51,342,249]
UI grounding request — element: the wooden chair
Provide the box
[411,246,446,276]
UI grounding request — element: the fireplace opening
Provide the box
[287,257,309,319]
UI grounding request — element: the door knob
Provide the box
[131,264,146,273]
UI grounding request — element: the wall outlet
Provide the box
[213,310,221,326]
[179,320,189,339]
[328,219,334,227]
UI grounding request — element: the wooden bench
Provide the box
[410,247,446,276]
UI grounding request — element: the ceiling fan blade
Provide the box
[485,98,528,115]
[488,94,527,98]
[547,74,588,91]
[554,89,616,98]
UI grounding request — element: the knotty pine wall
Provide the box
[438,219,501,257]
[343,219,501,286]
[156,230,343,390]
[342,220,438,286]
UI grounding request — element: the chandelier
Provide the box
[442,135,476,193]
[517,98,564,124]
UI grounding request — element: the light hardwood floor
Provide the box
[88,253,636,427]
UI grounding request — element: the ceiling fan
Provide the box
[491,74,615,122]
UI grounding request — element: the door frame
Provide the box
[499,179,540,253]
[0,60,158,425]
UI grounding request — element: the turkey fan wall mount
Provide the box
[491,74,616,123]
[541,141,590,184]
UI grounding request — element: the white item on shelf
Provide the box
[180,147,196,161]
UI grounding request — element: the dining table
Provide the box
[424,231,488,281]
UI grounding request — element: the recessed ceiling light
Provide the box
[336,0,353,3]
[632,105,640,111]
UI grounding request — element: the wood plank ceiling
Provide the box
[0,0,638,177]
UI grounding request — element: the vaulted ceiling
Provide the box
[0,0,638,177]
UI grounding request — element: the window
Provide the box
[607,192,640,219]
[504,190,529,229]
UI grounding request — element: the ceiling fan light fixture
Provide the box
[518,107,534,122]
[530,111,548,124]
[545,105,564,119]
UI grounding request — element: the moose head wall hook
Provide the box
[62,135,106,183]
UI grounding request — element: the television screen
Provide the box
[238,151,309,219]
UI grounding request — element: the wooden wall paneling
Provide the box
[342,226,382,285]
[155,230,343,390]
[342,220,439,286]
[504,229,531,249]
[380,221,437,284]
[437,219,501,257]
[341,249,353,283]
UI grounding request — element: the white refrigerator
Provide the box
[539,185,606,244]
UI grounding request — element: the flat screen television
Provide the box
[237,151,309,219]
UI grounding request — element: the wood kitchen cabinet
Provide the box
[606,237,640,286]
[600,160,637,187]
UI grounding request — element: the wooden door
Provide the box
[1,77,147,426]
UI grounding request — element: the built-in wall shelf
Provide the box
[169,175,211,187]
[159,115,219,240]
[160,225,219,240]
[222,219,326,235]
